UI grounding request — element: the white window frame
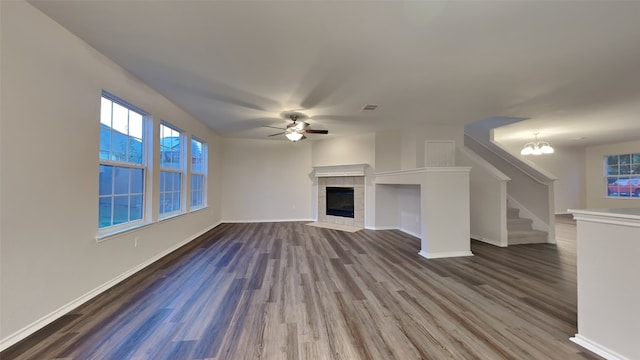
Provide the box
[98,91,150,236]
[190,137,207,210]
[159,122,186,218]
[604,152,640,199]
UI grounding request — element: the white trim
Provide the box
[569,208,640,228]
[471,234,507,247]
[376,167,472,176]
[398,228,421,239]
[313,164,369,177]
[458,146,510,181]
[0,222,221,351]
[570,334,631,360]
[96,220,154,241]
[365,226,396,231]
[418,250,474,259]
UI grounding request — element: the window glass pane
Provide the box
[607,165,619,175]
[620,164,631,175]
[606,155,619,166]
[632,153,640,164]
[160,124,181,169]
[100,127,111,160]
[174,173,181,191]
[100,97,112,126]
[113,195,129,225]
[129,112,143,139]
[159,193,167,214]
[172,192,181,212]
[161,171,173,191]
[191,139,203,173]
[114,167,130,194]
[131,168,144,194]
[128,136,143,164]
[98,197,113,228]
[112,132,128,162]
[620,154,631,165]
[99,165,113,195]
[130,195,143,221]
[112,102,129,135]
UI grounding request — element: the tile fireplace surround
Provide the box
[314,164,368,229]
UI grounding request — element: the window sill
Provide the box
[189,205,208,213]
[96,221,154,242]
[159,211,187,222]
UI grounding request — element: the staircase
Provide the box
[507,207,548,245]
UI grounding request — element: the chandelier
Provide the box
[520,133,554,156]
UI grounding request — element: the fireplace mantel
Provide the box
[313,164,369,177]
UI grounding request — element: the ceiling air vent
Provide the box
[362,104,378,111]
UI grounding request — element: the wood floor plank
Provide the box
[2,218,604,360]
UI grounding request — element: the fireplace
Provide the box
[313,164,367,229]
[326,187,355,218]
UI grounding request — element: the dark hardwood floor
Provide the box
[2,217,601,359]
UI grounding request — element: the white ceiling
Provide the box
[29,1,640,146]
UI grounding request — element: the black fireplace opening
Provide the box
[326,186,355,218]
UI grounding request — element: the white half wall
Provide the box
[221,139,313,222]
[585,139,640,209]
[1,1,222,347]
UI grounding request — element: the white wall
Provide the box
[522,147,585,213]
[311,133,375,167]
[457,148,508,247]
[585,139,640,209]
[221,139,313,222]
[396,185,421,237]
[0,1,222,346]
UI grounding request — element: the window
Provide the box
[605,153,640,198]
[160,123,184,216]
[190,138,207,209]
[99,94,147,229]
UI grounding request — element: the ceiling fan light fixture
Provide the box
[285,131,304,142]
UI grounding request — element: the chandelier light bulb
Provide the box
[521,133,554,156]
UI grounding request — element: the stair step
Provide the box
[508,229,548,245]
[507,217,533,231]
[507,207,520,218]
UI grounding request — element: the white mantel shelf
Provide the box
[313,164,369,177]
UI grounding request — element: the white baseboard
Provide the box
[398,228,421,239]
[418,250,474,259]
[365,226,397,231]
[570,334,630,360]
[471,234,507,247]
[0,222,221,352]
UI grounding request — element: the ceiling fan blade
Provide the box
[304,129,329,134]
[262,125,284,130]
[268,132,285,137]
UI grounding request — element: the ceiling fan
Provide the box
[266,113,328,142]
